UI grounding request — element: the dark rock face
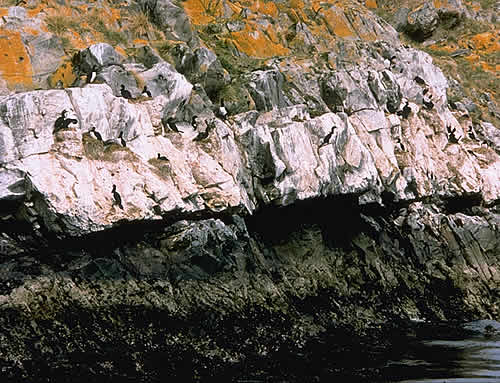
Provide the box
[403,2,439,41]
[0,197,498,380]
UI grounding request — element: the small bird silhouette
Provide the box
[120,84,132,99]
[319,125,337,148]
[157,153,168,161]
[216,98,228,120]
[90,126,102,141]
[414,76,426,86]
[118,131,126,147]
[53,110,67,132]
[397,101,411,119]
[142,85,152,97]
[87,65,98,83]
[112,184,123,210]
[191,115,198,130]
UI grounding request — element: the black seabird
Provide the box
[191,115,198,130]
[54,109,67,132]
[112,185,123,210]
[397,101,411,119]
[90,126,102,141]
[467,125,477,140]
[395,136,406,152]
[157,153,168,161]
[165,117,183,133]
[193,130,209,142]
[319,125,337,148]
[447,125,460,144]
[120,84,132,99]
[414,76,426,86]
[193,120,215,142]
[87,65,98,83]
[142,85,152,98]
[118,131,126,147]
[53,111,78,133]
[386,100,399,114]
[423,99,434,110]
[216,99,228,120]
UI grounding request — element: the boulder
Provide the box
[404,2,439,41]
[141,0,199,47]
[244,70,291,112]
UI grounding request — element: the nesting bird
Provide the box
[90,126,102,141]
[142,85,152,98]
[54,109,68,132]
[216,98,228,120]
[86,65,98,84]
[112,184,123,210]
[414,76,426,86]
[53,110,78,133]
[397,101,411,119]
[423,99,434,110]
[191,115,198,130]
[447,125,460,144]
[120,84,132,99]
[157,153,169,161]
[165,117,183,133]
[193,120,215,142]
[118,131,126,147]
[319,125,337,148]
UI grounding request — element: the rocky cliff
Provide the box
[0,0,499,381]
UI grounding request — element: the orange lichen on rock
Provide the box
[115,46,127,57]
[322,7,355,38]
[0,29,33,87]
[0,8,8,18]
[366,0,377,8]
[433,0,449,8]
[48,60,76,88]
[230,23,290,58]
[249,0,278,17]
[470,32,500,54]
[182,0,223,25]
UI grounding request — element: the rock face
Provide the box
[0,0,499,380]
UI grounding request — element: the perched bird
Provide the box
[191,115,198,130]
[193,130,209,142]
[395,136,406,152]
[118,131,126,147]
[319,125,337,148]
[53,111,77,133]
[414,76,426,86]
[60,118,78,130]
[90,126,102,141]
[447,125,460,144]
[467,125,477,140]
[423,88,428,95]
[142,85,152,98]
[120,84,132,99]
[54,109,68,132]
[112,184,123,210]
[386,100,399,114]
[423,99,434,110]
[397,101,411,119]
[86,65,98,83]
[157,153,169,161]
[165,117,183,133]
[216,98,228,120]
[193,120,215,142]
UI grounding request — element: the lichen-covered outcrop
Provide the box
[0,0,498,381]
